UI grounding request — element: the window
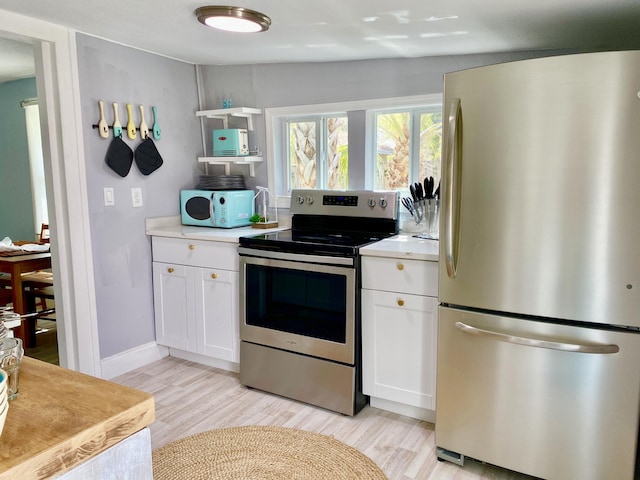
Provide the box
[265,94,442,207]
[374,107,442,191]
[287,115,348,190]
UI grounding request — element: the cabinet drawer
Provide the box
[152,236,238,271]
[362,256,438,297]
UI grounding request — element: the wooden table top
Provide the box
[0,357,155,479]
[0,252,52,285]
[0,252,51,265]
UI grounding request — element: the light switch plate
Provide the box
[103,187,115,206]
[131,187,143,207]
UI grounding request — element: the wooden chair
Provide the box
[0,287,11,307]
[39,223,50,243]
[25,285,55,347]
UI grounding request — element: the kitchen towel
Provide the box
[134,137,163,175]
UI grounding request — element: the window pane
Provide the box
[419,111,443,187]
[289,121,317,189]
[326,117,348,190]
[375,112,410,190]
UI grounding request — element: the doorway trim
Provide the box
[0,10,101,375]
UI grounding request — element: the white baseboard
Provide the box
[168,348,239,373]
[369,397,436,423]
[100,342,169,380]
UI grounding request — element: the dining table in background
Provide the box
[0,251,52,346]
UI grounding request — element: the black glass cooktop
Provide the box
[239,213,398,258]
[239,229,392,257]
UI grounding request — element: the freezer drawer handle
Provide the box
[455,322,620,354]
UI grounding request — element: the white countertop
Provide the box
[146,217,438,260]
[145,216,289,243]
[360,234,439,261]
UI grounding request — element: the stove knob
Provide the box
[296,196,305,204]
[306,196,314,204]
[368,198,376,208]
[379,198,388,208]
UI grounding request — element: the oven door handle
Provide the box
[238,247,354,267]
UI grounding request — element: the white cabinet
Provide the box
[152,237,239,366]
[153,262,194,351]
[362,255,438,421]
[196,107,263,177]
[195,267,238,361]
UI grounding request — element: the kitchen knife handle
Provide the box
[444,98,462,278]
[455,322,620,354]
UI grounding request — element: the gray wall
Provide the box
[76,34,201,358]
[199,51,561,189]
[0,77,37,240]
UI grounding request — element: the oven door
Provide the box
[239,252,356,365]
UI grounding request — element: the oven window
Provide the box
[245,264,347,343]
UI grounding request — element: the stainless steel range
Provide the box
[238,189,398,415]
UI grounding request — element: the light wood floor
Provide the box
[113,356,539,480]
[24,318,59,365]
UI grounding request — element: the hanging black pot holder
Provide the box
[105,135,134,177]
[134,137,164,175]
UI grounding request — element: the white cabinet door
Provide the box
[152,262,196,352]
[362,289,438,410]
[195,268,239,362]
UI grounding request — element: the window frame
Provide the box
[370,104,443,191]
[286,113,349,191]
[265,94,442,209]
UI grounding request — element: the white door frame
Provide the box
[0,10,101,376]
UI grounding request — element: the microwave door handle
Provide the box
[210,193,216,224]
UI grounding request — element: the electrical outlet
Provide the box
[104,187,115,206]
[131,187,143,207]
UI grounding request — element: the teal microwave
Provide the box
[180,190,254,228]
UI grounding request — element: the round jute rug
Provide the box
[152,425,388,480]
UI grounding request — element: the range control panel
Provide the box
[323,195,359,207]
[290,189,398,219]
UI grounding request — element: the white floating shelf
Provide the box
[196,107,263,130]
[198,156,263,177]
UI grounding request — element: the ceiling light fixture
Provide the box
[195,6,271,33]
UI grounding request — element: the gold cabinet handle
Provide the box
[188,244,196,251]
[396,262,404,270]
[397,298,405,306]
[211,273,219,279]
[167,267,174,273]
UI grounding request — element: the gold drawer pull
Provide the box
[396,263,404,270]
[167,267,174,273]
[397,298,405,307]
[188,244,196,251]
[211,273,219,279]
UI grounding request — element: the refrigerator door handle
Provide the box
[455,321,620,354]
[444,98,462,278]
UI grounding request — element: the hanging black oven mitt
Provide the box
[134,137,163,175]
[105,135,133,177]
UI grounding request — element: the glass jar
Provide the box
[0,337,24,400]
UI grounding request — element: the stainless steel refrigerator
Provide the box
[436,51,640,480]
